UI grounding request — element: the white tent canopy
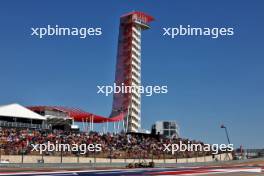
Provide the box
[0,103,46,120]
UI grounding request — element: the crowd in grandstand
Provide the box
[0,127,214,159]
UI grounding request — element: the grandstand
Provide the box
[0,127,227,162]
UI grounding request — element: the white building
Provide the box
[0,103,47,129]
[152,121,180,138]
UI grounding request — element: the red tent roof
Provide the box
[27,106,125,123]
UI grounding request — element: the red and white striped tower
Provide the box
[110,11,154,132]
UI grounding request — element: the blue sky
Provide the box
[0,0,263,148]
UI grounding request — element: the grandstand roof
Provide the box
[0,103,46,120]
[28,106,125,123]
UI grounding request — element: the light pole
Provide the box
[221,124,231,144]
[221,124,232,160]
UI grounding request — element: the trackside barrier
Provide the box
[1,157,264,169]
[0,153,232,164]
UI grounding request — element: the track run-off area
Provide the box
[0,160,264,176]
